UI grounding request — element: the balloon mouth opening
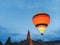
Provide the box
[41,33,44,35]
[37,27,45,35]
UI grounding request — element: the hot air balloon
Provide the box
[32,12,50,35]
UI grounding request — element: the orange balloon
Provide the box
[32,12,50,35]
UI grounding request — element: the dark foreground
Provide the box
[0,31,60,45]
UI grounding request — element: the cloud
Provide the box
[0,26,8,35]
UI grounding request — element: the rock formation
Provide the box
[27,31,34,45]
[5,36,11,45]
[0,41,3,45]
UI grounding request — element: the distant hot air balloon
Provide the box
[32,12,50,35]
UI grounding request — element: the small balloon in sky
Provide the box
[32,12,50,35]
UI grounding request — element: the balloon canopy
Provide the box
[32,12,50,35]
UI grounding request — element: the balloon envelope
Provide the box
[32,12,50,35]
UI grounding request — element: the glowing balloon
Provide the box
[32,12,50,35]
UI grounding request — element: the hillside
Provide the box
[0,31,60,45]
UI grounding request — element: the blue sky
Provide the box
[0,0,60,44]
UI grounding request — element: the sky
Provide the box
[0,0,60,44]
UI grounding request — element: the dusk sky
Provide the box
[0,0,60,44]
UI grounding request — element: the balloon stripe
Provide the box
[35,24,48,27]
[33,14,50,19]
